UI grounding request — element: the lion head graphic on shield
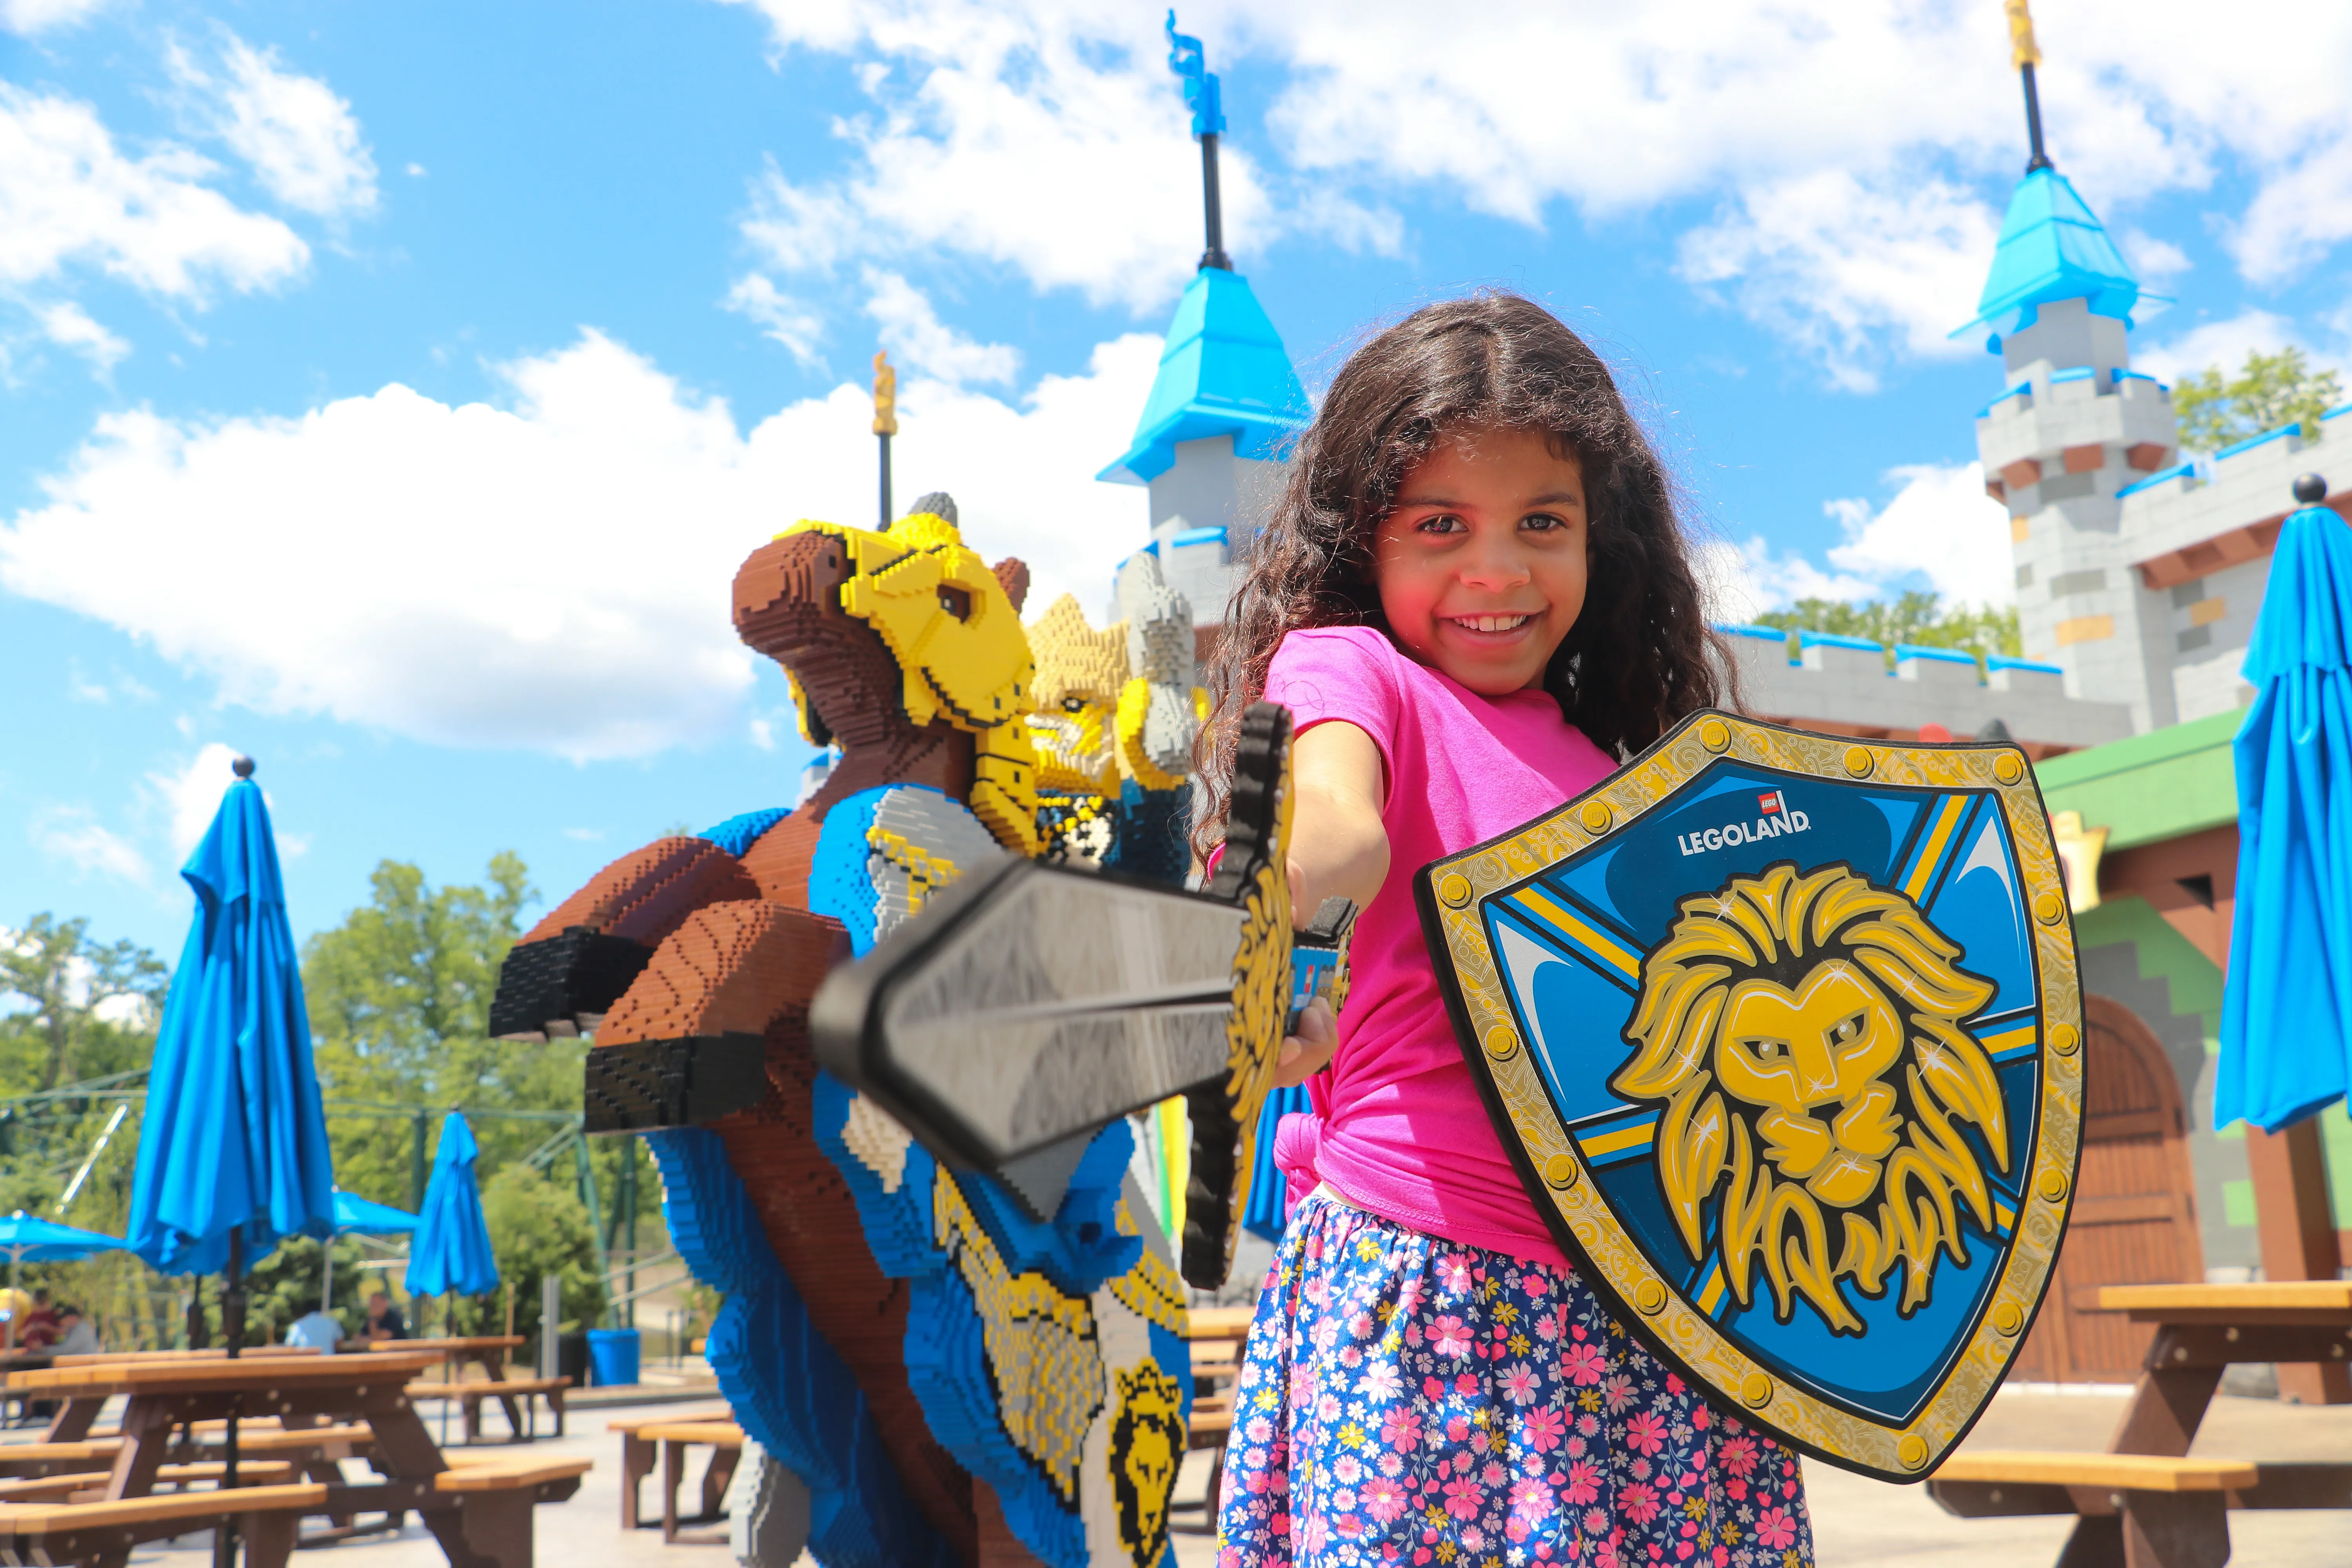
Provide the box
[1610,862,2009,1336]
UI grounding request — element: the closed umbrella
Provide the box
[320,1192,419,1317]
[405,1114,497,1300]
[405,1114,497,1442]
[123,754,334,1565]
[0,1213,125,1352]
[2216,476,2352,1131]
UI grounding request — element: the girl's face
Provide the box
[1372,425,1589,696]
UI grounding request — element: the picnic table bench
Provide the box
[1171,1306,1252,1537]
[2,1348,589,1568]
[609,1405,733,1533]
[352,1336,567,1443]
[1929,1281,2352,1568]
[0,1481,326,1568]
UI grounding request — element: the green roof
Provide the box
[2033,707,2244,852]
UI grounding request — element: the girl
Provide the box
[1202,294,1812,1568]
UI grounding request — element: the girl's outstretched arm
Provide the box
[1273,720,1388,1087]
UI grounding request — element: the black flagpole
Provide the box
[1198,131,1231,272]
[2020,62,2052,172]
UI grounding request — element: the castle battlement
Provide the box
[1716,626,2133,751]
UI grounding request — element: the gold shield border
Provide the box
[1417,710,2084,1482]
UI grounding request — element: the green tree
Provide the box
[1753,591,2022,670]
[0,915,168,1093]
[2171,347,2345,454]
[298,853,661,1338]
[302,855,588,1200]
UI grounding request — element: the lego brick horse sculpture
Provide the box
[489,499,1216,1568]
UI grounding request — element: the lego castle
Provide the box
[1093,123,2344,770]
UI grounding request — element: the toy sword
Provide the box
[813,701,1351,1287]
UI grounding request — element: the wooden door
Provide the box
[2009,995,2205,1384]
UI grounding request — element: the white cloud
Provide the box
[728,0,2352,376]
[149,742,243,860]
[29,806,150,885]
[723,273,825,367]
[1,328,1158,760]
[2119,229,2192,291]
[1820,463,2015,607]
[0,0,105,36]
[1703,462,2013,624]
[34,300,129,372]
[2134,309,2348,388]
[728,4,1275,311]
[865,270,1018,386]
[1677,172,1998,393]
[0,82,309,300]
[169,33,379,220]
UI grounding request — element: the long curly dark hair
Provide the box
[1195,291,1730,859]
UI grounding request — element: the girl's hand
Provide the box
[1274,996,1336,1087]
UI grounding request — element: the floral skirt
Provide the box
[1214,1189,1814,1568]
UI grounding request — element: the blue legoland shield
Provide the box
[1415,712,2084,1481]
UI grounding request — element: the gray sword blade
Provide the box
[811,854,1248,1171]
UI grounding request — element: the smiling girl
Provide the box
[1201,294,1812,1566]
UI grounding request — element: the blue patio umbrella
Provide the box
[318,1192,421,1316]
[126,757,335,1284]
[406,1113,499,1299]
[0,1212,124,1350]
[332,1191,420,1236]
[2215,477,2352,1132]
[121,755,331,1563]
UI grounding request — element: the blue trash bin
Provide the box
[586,1327,641,1387]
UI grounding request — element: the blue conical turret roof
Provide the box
[1953,167,2141,353]
[1099,267,1309,485]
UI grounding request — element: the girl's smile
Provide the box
[1373,425,1590,696]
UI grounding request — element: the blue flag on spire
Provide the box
[1165,11,1223,138]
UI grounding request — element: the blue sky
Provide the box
[5,0,2350,962]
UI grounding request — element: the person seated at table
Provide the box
[364,1291,407,1340]
[284,1306,342,1353]
[16,1290,60,1350]
[51,1305,97,1357]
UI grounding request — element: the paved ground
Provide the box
[1172,1387,2352,1567]
[20,1385,2348,1566]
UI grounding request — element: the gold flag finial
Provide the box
[872,350,899,438]
[2004,0,2041,69]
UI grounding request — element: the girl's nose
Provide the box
[1456,543,1533,592]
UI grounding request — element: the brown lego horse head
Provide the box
[731,505,1040,854]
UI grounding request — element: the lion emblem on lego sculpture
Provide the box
[1610,862,2005,1336]
[491,497,1194,1568]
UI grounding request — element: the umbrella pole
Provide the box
[441,1292,452,1446]
[215,1226,244,1568]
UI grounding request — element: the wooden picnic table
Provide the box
[0,1348,587,1567]
[1931,1281,2352,1566]
[345,1334,524,1381]
[345,1335,565,1443]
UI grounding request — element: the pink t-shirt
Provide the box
[1264,624,1617,1267]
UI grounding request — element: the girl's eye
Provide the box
[1522,511,1570,532]
[1414,514,1466,535]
